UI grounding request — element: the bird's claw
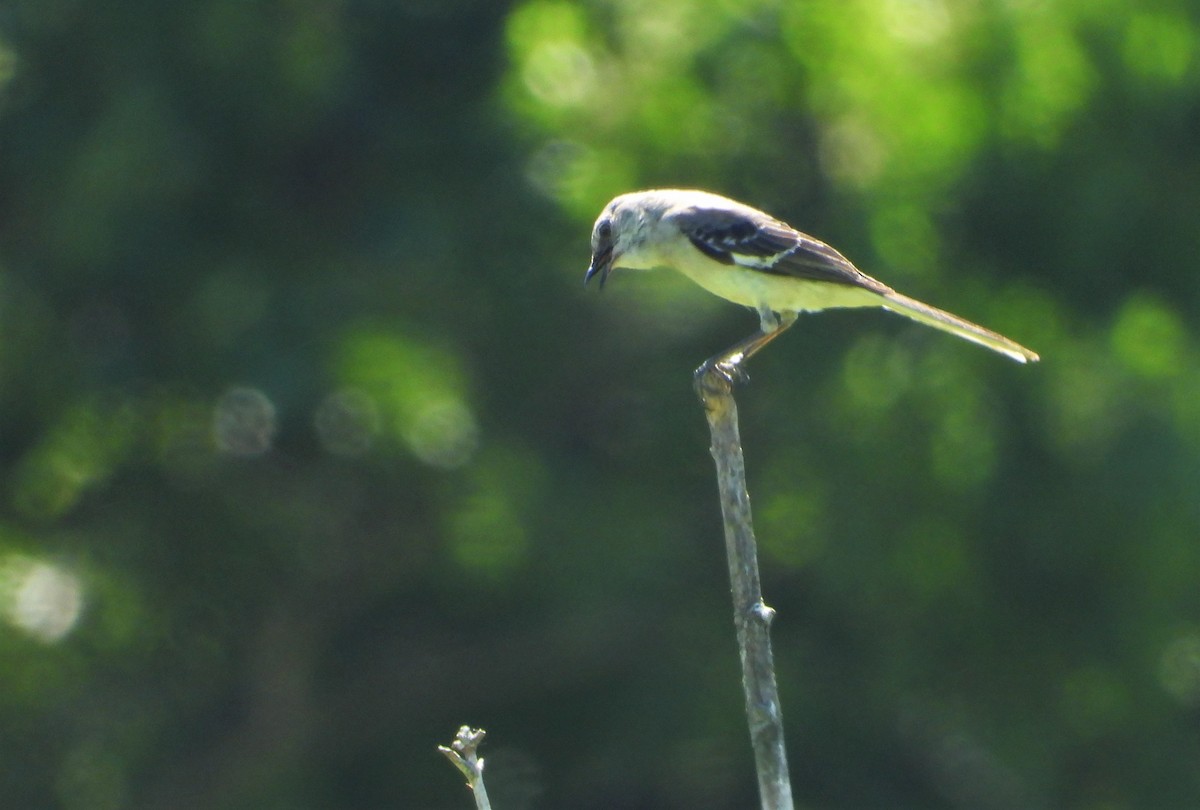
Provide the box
[695,354,749,387]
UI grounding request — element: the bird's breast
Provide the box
[671,257,880,313]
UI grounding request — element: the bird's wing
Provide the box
[678,206,892,295]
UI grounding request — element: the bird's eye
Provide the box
[597,220,612,241]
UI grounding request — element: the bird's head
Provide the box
[584,192,664,287]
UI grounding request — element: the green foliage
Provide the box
[1,0,1199,807]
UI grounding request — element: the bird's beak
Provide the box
[585,243,614,288]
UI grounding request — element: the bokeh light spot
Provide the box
[447,491,529,577]
[869,203,939,279]
[0,555,85,643]
[444,446,544,579]
[758,488,827,570]
[335,327,480,468]
[1044,350,1123,457]
[404,399,479,470]
[527,139,593,197]
[1124,12,1194,83]
[882,0,950,46]
[526,139,631,216]
[930,399,997,490]
[1160,633,1200,706]
[213,387,277,457]
[819,116,886,189]
[523,41,596,107]
[12,402,136,520]
[508,1,596,108]
[1000,17,1096,147]
[842,334,914,415]
[1110,292,1186,380]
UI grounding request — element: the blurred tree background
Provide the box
[1,0,1199,808]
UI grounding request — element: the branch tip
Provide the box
[439,725,492,808]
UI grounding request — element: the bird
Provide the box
[585,189,1039,379]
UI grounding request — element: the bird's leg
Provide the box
[695,310,798,385]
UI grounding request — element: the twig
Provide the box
[694,366,795,810]
[439,726,493,810]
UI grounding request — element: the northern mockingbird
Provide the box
[585,189,1039,377]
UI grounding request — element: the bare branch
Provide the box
[695,366,795,810]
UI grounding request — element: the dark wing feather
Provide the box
[681,207,892,294]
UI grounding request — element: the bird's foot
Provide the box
[694,353,749,388]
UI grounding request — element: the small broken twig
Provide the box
[439,725,493,810]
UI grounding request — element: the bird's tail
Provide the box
[881,291,1039,364]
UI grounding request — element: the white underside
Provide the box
[649,250,1036,363]
[670,259,883,313]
